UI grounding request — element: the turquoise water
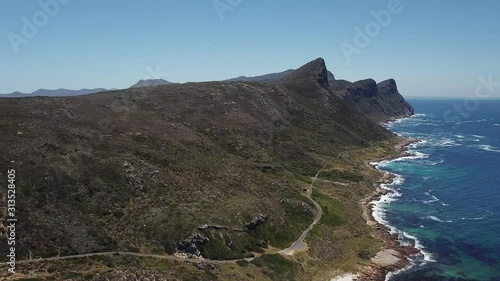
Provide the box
[373,99,500,281]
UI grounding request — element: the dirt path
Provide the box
[1,152,344,266]
[0,251,254,266]
[279,152,345,256]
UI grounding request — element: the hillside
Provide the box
[0,58,413,280]
[226,69,336,84]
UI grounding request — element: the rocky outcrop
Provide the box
[176,233,209,257]
[244,214,268,230]
[257,164,284,173]
[196,224,228,231]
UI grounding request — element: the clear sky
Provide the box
[1,0,499,98]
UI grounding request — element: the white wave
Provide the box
[371,152,441,280]
[434,138,461,147]
[402,232,435,262]
[461,118,488,123]
[387,232,437,279]
[427,215,452,223]
[495,124,500,127]
[370,173,404,227]
[408,139,427,149]
[420,159,444,166]
[422,195,440,204]
[461,216,486,220]
[413,113,427,118]
[472,135,485,139]
[392,151,429,162]
[476,144,500,153]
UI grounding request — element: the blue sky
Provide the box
[1,0,499,97]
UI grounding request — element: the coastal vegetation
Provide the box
[0,58,413,280]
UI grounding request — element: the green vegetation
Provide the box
[251,254,299,281]
[319,169,364,182]
[312,190,347,226]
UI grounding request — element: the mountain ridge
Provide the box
[0,57,414,280]
[225,68,336,84]
[0,88,108,98]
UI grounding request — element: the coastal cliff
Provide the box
[331,78,414,122]
[0,58,414,281]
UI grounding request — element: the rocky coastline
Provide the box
[356,137,420,281]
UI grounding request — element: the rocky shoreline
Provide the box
[356,137,420,281]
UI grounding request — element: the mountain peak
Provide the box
[378,79,397,87]
[278,57,330,88]
[130,79,173,88]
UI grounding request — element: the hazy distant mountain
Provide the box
[0,78,177,97]
[130,79,174,88]
[226,69,336,83]
[0,88,108,98]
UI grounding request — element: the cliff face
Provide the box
[377,79,414,117]
[331,77,414,122]
[227,59,413,123]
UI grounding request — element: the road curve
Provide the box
[279,153,343,255]
[1,153,344,266]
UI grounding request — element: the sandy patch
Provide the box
[330,273,358,281]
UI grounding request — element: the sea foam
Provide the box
[476,144,500,153]
[427,215,452,223]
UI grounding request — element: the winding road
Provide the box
[279,152,345,255]
[1,153,343,266]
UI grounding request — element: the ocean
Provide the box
[372,99,500,281]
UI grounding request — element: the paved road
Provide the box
[1,153,343,265]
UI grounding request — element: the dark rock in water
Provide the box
[244,214,268,230]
